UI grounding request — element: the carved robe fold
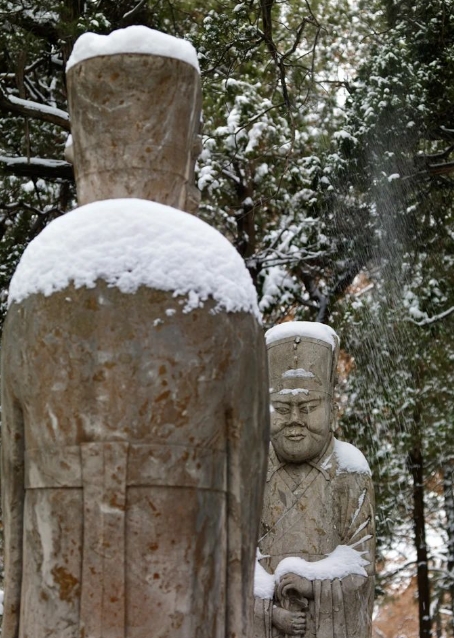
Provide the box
[254,437,375,638]
[2,284,269,638]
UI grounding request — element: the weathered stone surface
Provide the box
[2,33,269,638]
[66,54,202,212]
[254,323,375,638]
[2,284,269,638]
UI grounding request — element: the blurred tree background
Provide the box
[1,1,454,636]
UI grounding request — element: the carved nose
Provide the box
[290,405,300,421]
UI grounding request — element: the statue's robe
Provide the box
[1,283,268,638]
[254,437,375,638]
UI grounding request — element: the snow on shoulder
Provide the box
[265,321,338,350]
[334,438,371,476]
[8,199,259,319]
[66,25,199,72]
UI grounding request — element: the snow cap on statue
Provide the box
[265,321,340,397]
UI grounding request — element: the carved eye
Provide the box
[273,404,290,415]
[300,402,320,414]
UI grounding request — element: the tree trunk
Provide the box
[442,462,454,636]
[407,415,432,638]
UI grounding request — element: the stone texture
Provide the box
[2,42,269,638]
[2,285,269,638]
[254,325,375,638]
[66,54,202,212]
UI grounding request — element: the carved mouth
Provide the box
[285,432,306,441]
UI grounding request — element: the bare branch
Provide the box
[409,306,454,327]
[0,156,74,180]
[0,88,70,130]
[121,0,148,23]
[416,145,454,162]
[427,160,454,176]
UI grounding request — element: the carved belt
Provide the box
[25,442,226,638]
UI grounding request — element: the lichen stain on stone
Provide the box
[51,565,80,601]
[92,369,106,383]
[155,390,170,403]
[83,297,99,311]
[109,493,125,510]
[171,610,184,629]
[138,400,149,416]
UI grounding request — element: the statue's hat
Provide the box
[265,321,340,397]
[65,26,202,211]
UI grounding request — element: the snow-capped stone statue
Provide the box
[254,322,375,638]
[1,27,269,638]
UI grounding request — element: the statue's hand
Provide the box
[277,572,314,600]
[272,606,306,635]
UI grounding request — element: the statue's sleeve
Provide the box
[328,473,375,638]
[339,471,375,574]
[1,314,25,638]
[313,471,375,638]
[253,597,273,638]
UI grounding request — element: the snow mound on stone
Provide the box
[66,25,199,72]
[334,439,371,476]
[274,545,369,583]
[254,559,275,599]
[254,545,370,599]
[8,198,260,319]
[265,321,339,350]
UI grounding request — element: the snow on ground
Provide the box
[66,25,199,72]
[8,198,260,319]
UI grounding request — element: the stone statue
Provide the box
[254,321,375,638]
[1,27,269,638]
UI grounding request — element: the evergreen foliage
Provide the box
[326,0,454,633]
[1,1,454,635]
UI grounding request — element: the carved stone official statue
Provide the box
[1,26,269,638]
[254,322,375,638]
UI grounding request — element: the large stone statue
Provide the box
[1,26,269,638]
[254,322,375,638]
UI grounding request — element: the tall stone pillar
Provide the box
[1,26,269,638]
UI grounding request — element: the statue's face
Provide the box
[270,391,331,463]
